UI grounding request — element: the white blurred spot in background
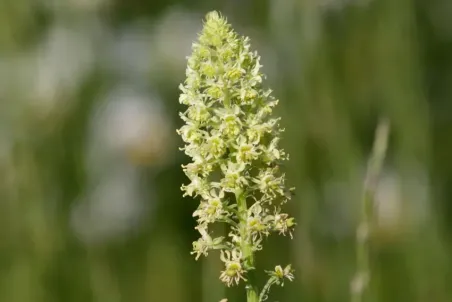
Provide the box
[87,85,172,170]
[30,22,99,117]
[71,85,172,245]
[104,20,154,83]
[103,6,200,84]
[71,163,151,244]
[150,7,201,78]
[375,165,430,234]
[0,18,104,125]
[318,163,430,241]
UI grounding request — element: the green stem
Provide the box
[236,190,259,302]
[259,277,277,302]
[352,118,390,302]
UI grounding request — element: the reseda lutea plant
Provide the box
[177,11,295,302]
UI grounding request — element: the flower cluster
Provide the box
[177,11,295,288]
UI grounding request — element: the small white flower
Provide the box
[247,204,270,242]
[219,250,247,286]
[177,122,203,144]
[234,136,260,163]
[267,264,295,286]
[183,159,213,178]
[191,226,224,260]
[218,111,242,138]
[252,168,285,199]
[186,99,212,123]
[204,134,226,159]
[193,189,228,224]
[220,162,248,192]
[272,213,296,238]
[228,231,241,244]
[182,176,209,197]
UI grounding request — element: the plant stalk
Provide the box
[236,190,259,302]
[352,118,390,302]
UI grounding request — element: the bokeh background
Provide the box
[1,0,452,301]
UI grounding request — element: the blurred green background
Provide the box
[1,0,452,301]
